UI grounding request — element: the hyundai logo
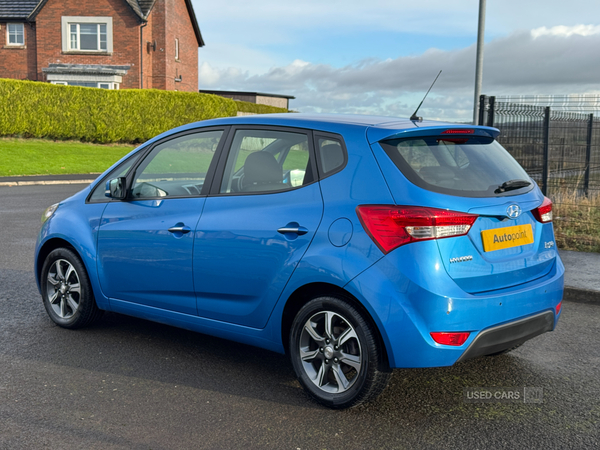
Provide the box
[506,204,521,219]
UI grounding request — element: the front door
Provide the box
[97,129,226,315]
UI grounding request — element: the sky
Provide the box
[191,0,600,121]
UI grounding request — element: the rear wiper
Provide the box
[494,179,531,194]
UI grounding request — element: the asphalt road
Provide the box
[1,184,599,450]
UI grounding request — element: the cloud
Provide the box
[200,29,600,121]
[531,25,600,38]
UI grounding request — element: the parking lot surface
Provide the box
[1,184,599,449]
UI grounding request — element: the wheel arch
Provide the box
[280,282,390,370]
[37,238,105,328]
[36,238,78,287]
[35,236,106,311]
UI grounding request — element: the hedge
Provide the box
[0,79,239,143]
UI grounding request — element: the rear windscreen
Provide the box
[379,136,533,198]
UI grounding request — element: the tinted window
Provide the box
[380,136,532,198]
[220,129,313,194]
[317,138,346,175]
[131,130,223,199]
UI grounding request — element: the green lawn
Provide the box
[0,137,135,177]
[0,137,309,177]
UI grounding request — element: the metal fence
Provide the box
[478,95,600,197]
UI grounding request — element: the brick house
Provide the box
[0,0,204,91]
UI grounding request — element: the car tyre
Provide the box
[41,248,102,329]
[289,296,391,409]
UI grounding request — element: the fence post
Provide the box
[584,113,593,196]
[542,106,551,196]
[478,95,486,126]
[487,96,495,127]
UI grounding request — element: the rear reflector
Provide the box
[532,197,553,223]
[441,129,474,134]
[430,332,470,346]
[356,205,478,254]
[556,301,562,314]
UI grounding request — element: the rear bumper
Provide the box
[344,240,564,368]
[455,310,554,363]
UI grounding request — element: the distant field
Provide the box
[0,137,135,177]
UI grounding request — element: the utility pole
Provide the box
[473,0,486,124]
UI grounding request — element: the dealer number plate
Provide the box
[481,224,534,252]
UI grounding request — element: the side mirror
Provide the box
[105,177,127,200]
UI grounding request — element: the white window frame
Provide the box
[175,38,179,60]
[69,23,107,52]
[6,23,25,46]
[50,78,121,90]
[61,16,113,53]
[51,81,118,89]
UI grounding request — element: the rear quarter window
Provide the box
[315,134,347,177]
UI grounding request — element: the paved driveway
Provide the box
[1,184,599,449]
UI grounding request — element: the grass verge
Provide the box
[0,137,134,176]
[552,190,600,253]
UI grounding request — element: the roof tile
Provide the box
[123,0,156,19]
[0,1,40,19]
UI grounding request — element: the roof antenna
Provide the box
[410,70,442,122]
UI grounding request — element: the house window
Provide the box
[61,17,113,53]
[175,38,179,60]
[7,23,25,46]
[70,23,107,51]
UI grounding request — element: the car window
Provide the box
[380,136,532,197]
[397,139,439,170]
[220,129,313,194]
[88,152,141,202]
[131,130,223,199]
[317,138,346,175]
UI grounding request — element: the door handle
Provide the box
[277,224,308,236]
[168,225,191,234]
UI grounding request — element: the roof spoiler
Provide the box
[367,125,500,144]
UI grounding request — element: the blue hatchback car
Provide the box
[35,114,564,408]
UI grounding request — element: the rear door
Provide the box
[436,200,555,293]
[193,127,323,328]
[376,131,557,293]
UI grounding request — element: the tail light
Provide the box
[356,205,478,254]
[532,197,553,223]
[431,332,470,346]
[556,301,562,315]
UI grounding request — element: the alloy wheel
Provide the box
[45,259,81,319]
[299,310,362,393]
